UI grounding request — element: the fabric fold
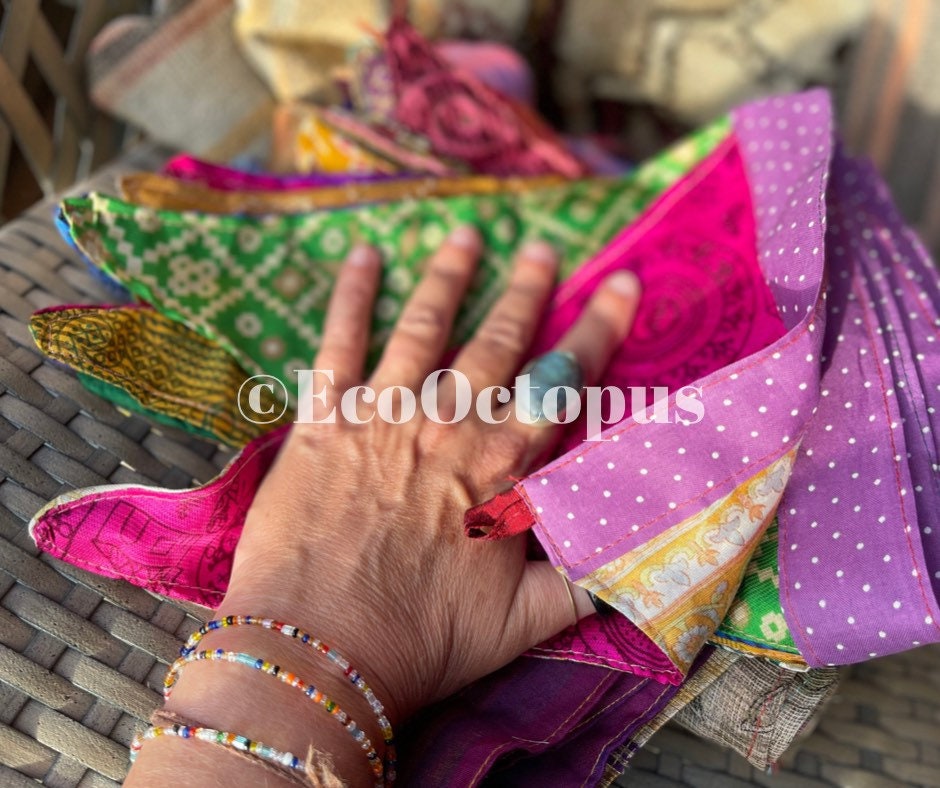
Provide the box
[119,171,566,215]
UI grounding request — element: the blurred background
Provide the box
[2,0,940,252]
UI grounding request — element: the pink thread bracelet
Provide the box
[182,616,396,784]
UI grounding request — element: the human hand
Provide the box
[217,226,641,724]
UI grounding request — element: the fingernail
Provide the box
[606,270,640,297]
[520,239,559,266]
[448,225,482,251]
[347,243,377,267]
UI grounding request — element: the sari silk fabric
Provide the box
[78,373,222,443]
[118,172,566,215]
[711,520,805,665]
[499,90,940,673]
[397,651,714,787]
[162,155,387,190]
[29,306,291,447]
[57,121,729,389]
[30,426,289,603]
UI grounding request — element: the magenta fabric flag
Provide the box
[162,155,388,191]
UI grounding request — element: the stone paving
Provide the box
[618,645,940,788]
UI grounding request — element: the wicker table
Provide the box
[0,144,231,787]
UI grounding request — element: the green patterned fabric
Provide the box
[714,520,802,658]
[60,119,729,391]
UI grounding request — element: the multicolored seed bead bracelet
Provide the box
[165,648,384,785]
[130,723,305,774]
[182,616,396,783]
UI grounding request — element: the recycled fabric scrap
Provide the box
[469,90,940,675]
[26,87,940,785]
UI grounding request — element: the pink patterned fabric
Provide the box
[533,135,785,452]
[163,155,386,191]
[30,427,288,606]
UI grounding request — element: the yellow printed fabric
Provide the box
[580,452,795,674]
[271,105,400,173]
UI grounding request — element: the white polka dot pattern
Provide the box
[778,149,940,667]
[524,91,829,585]
[522,88,940,671]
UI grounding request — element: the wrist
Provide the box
[218,574,415,724]
[161,621,388,787]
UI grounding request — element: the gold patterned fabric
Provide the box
[119,172,567,215]
[29,306,293,447]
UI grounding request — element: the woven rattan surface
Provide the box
[0,144,229,786]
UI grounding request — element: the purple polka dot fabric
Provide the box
[778,149,940,666]
[521,89,940,670]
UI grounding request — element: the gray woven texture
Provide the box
[672,660,842,769]
[0,146,226,786]
[621,644,940,787]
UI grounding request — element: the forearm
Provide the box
[126,621,388,787]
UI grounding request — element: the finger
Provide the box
[552,270,641,385]
[370,226,482,390]
[488,270,641,473]
[450,240,558,393]
[313,243,382,388]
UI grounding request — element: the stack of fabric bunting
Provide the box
[26,18,940,787]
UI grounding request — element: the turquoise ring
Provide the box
[518,350,584,424]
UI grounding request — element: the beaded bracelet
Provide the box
[183,616,396,783]
[147,708,307,784]
[130,723,305,774]
[166,648,384,785]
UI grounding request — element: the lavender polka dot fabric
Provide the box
[520,89,940,670]
[778,148,940,666]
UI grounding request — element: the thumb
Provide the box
[508,560,595,651]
